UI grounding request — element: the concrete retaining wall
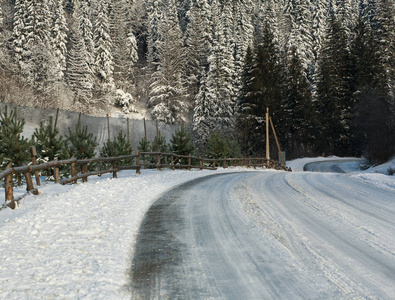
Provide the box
[0,102,179,154]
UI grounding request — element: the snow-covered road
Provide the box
[131,170,395,299]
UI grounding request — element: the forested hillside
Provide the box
[0,0,394,162]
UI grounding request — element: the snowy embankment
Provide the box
[0,168,257,299]
[288,156,395,192]
[0,157,394,299]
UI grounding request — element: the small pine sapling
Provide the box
[66,119,98,172]
[32,116,67,179]
[152,133,168,164]
[206,130,230,160]
[169,125,195,165]
[0,106,31,185]
[137,137,153,166]
[100,131,134,167]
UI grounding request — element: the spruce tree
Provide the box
[49,0,68,82]
[66,14,93,104]
[66,118,98,159]
[350,7,394,162]
[169,125,195,164]
[101,130,133,166]
[193,74,211,153]
[0,107,31,184]
[137,136,154,167]
[233,0,254,98]
[152,134,168,153]
[149,0,188,124]
[283,46,316,157]
[94,0,114,93]
[184,0,212,97]
[240,22,284,155]
[237,46,256,155]
[32,116,66,163]
[316,9,353,155]
[206,129,230,160]
[206,0,236,134]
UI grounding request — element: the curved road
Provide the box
[130,170,395,299]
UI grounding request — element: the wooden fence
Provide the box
[1,148,291,209]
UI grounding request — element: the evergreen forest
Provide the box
[0,0,394,163]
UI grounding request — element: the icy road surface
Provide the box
[131,171,395,299]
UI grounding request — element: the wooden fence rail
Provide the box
[1,150,290,209]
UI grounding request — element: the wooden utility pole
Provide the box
[54,108,59,130]
[156,119,159,137]
[266,107,270,161]
[127,118,130,144]
[143,118,147,141]
[269,117,285,166]
[106,114,110,141]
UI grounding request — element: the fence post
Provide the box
[113,160,118,178]
[136,151,141,174]
[54,158,60,183]
[25,171,34,193]
[213,160,216,170]
[157,153,161,171]
[171,154,175,170]
[5,163,14,202]
[30,146,40,186]
[82,163,88,182]
[199,156,202,170]
[71,158,77,183]
[188,154,191,170]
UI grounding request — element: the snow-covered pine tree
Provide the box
[146,0,165,68]
[149,0,188,124]
[0,2,3,30]
[49,0,68,82]
[233,0,254,99]
[66,18,93,106]
[316,8,353,155]
[284,0,315,81]
[237,46,256,155]
[193,74,212,152]
[76,0,94,72]
[12,0,30,67]
[12,0,57,96]
[376,0,395,97]
[334,0,359,45]
[205,0,236,134]
[350,5,392,160]
[109,0,137,86]
[283,46,316,157]
[94,0,114,93]
[184,0,212,97]
[360,0,378,32]
[310,0,330,90]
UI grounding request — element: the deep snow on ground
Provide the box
[0,157,394,299]
[0,167,259,299]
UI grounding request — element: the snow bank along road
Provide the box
[131,170,395,299]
